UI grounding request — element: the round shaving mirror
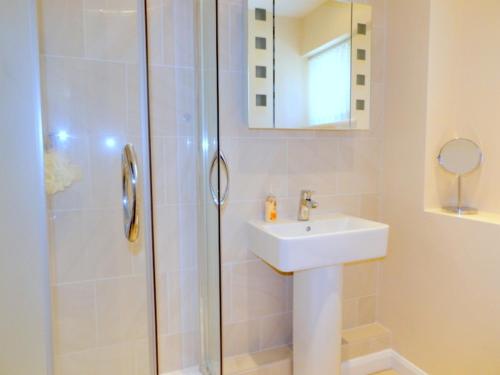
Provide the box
[437,138,482,215]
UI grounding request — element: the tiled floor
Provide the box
[224,346,292,374]
[225,322,394,374]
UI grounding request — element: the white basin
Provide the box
[248,213,389,272]
[247,213,389,375]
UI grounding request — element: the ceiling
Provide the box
[274,0,330,17]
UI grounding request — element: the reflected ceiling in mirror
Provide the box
[246,0,372,130]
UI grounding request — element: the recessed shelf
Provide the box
[426,208,500,226]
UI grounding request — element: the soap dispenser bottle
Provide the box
[265,195,278,222]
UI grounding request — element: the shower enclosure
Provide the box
[2,0,222,374]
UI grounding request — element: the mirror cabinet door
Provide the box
[351,2,372,130]
[246,0,372,130]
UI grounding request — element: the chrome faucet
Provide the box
[298,190,318,221]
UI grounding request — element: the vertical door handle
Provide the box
[209,150,230,207]
[122,144,140,242]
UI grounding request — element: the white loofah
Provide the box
[44,149,82,195]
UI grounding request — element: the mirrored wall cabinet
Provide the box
[246,0,372,130]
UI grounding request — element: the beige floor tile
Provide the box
[224,346,292,375]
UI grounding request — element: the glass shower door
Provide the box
[198,1,223,373]
[144,0,222,373]
[38,1,157,374]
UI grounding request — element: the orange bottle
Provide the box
[265,195,278,222]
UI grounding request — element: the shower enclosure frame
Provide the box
[1,0,224,373]
[142,0,224,373]
[196,0,224,374]
[136,1,161,373]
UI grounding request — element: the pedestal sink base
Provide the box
[248,214,389,374]
[294,265,343,375]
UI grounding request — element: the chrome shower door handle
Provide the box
[122,144,139,242]
[209,149,230,207]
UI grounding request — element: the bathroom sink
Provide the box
[248,213,389,375]
[248,213,389,272]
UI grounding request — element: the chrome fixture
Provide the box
[298,190,318,221]
[437,138,482,215]
[209,149,230,207]
[122,144,139,242]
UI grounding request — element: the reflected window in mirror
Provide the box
[308,39,351,126]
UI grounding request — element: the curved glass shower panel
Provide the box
[38,0,157,373]
[145,0,222,373]
[198,0,222,373]
[146,0,202,373]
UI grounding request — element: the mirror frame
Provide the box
[437,138,483,176]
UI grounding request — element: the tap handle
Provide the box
[301,190,314,199]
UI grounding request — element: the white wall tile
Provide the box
[96,276,148,345]
[146,4,164,65]
[41,56,88,138]
[158,334,182,373]
[287,139,339,198]
[84,209,133,279]
[50,210,92,283]
[166,268,200,335]
[84,0,139,62]
[52,282,97,354]
[156,273,169,335]
[38,0,85,57]
[221,201,261,264]
[83,60,127,137]
[164,137,198,205]
[55,342,140,375]
[223,320,260,357]
[228,2,244,71]
[343,261,379,299]
[337,137,381,195]
[222,138,288,201]
[259,313,292,350]
[149,67,195,137]
[153,204,198,273]
[88,134,124,209]
[231,261,289,322]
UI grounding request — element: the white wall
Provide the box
[0,1,51,374]
[424,0,500,213]
[380,0,500,373]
